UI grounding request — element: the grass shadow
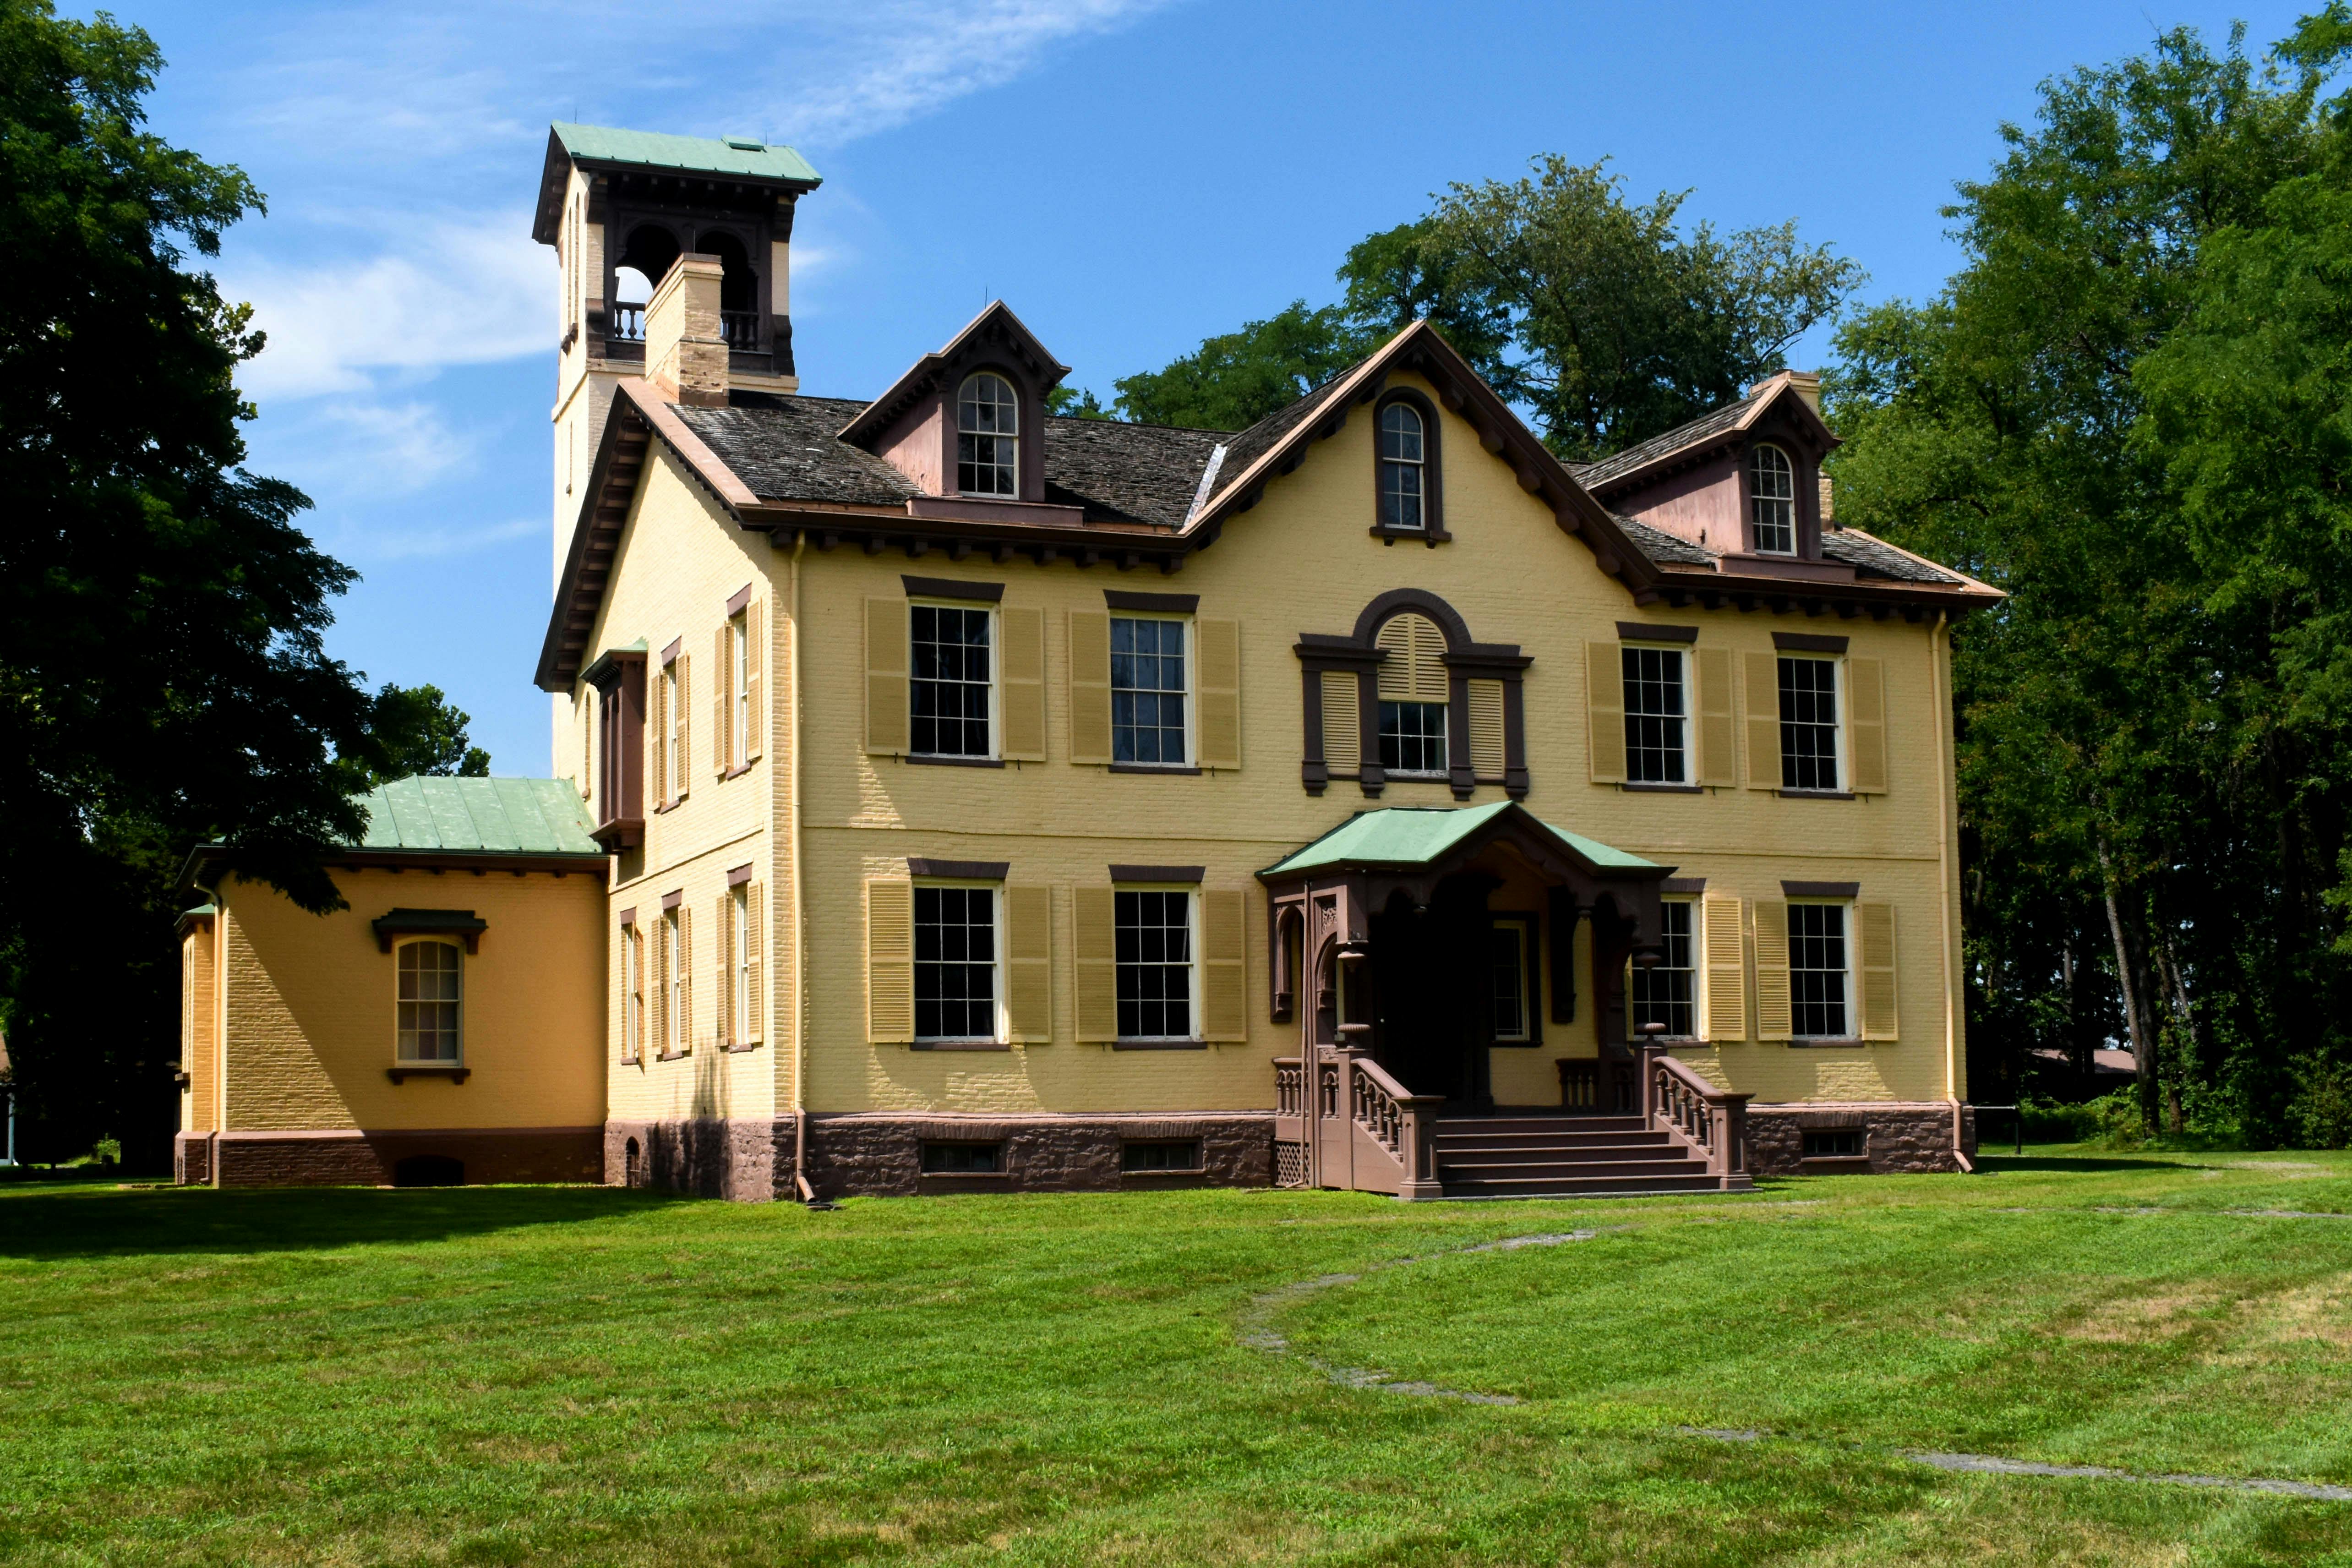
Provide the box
[1975,1154,2215,1173]
[0,1183,693,1260]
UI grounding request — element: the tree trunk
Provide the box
[2097,841,2164,1137]
[2156,932,2200,1135]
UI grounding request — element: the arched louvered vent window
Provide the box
[1375,613,1450,775]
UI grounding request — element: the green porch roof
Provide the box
[1258,801,1659,879]
[551,122,822,186]
[355,777,603,858]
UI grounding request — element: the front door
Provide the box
[1367,880,1497,1106]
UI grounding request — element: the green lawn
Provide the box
[7,1152,2352,1566]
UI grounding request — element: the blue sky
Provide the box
[115,0,2314,776]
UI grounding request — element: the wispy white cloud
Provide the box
[341,515,541,563]
[226,213,546,401]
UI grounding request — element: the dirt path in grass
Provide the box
[1238,1224,2352,1505]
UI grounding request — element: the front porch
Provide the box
[1259,802,1752,1199]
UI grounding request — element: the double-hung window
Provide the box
[731,610,749,768]
[664,908,684,1055]
[396,941,462,1063]
[1115,889,1193,1040]
[621,922,643,1063]
[731,882,751,1041]
[1751,444,1796,555]
[1622,645,1687,783]
[911,603,993,758]
[1111,616,1187,765]
[1789,902,1850,1038]
[1378,403,1425,530]
[957,373,1019,496]
[914,885,998,1042]
[661,659,682,797]
[1378,700,1447,775]
[1490,917,1534,1043]
[1631,901,1697,1039]
[1778,656,1839,791]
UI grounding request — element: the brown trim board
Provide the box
[907,858,1010,880]
[1617,622,1698,644]
[902,574,1005,602]
[1782,880,1861,899]
[1773,632,1849,654]
[1110,864,1204,883]
[1104,590,1198,613]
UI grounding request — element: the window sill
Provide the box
[651,799,678,815]
[655,1049,690,1062]
[387,1064,469,1084]
[918,1168,1011,1179]
[722,762,753,781]
[722,1041,763,1054]
[1111,1039,1209,1051]
[1383,771,1450,785]
[905,754,1006,769]
[1619,781,1702,794]
[1108,762,1201,776]
[1368,524,1452,546]
[1777,788,1855,801]
[910,1039,1011,1052]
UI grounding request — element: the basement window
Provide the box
[1121,1140,1202,1173]
[1802,1129,1864,1159]
[920,1142,1003,1174]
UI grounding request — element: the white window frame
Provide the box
[1490,915,1535,1044]
[956,372,1020,496]
[908,600,999,761]
[1113,884,1200,1043]
[1751,443,1797,555]
[1788,899,1854,1041]
[394,938,464,1065]
[731,882,752,1040]
[1629,896,1701,1041]
[1777,653,1843,793]
[1621,644,1689,785]
[621,921,642,1063]
[731,611,749,771]
[1376,699,1450,779]
[664,908,684,1055]
[662,658,682,797]
[912,880,1005,1044]
[1378,401,1427,531]
[1108,612,1193,768]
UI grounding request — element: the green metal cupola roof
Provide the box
[533,123,821,244]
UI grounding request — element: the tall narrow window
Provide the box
[662,660,682,798]
[1751,444,1796,554]
[1116,890,1193,1039]
[1491,919,1532,1043]
[396,941,461,1063]
[1778,657,1839,791]
[911,604,992,758]
[1789,903,1850,1037]
[622,925,643,1064]
[915,885,996,1040]
[1622,646,1687,783]
[665,909,684,1054]
[1378,700,1447,775]
[1111,616,1187,764]
[732,883,751,1041]
[732,612,749,769]
[1379,403,1425,529]
[1631,901,1696,1038]
[957,373,1019,496]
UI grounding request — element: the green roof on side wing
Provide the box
[1258,801,1659,880]
[355,777,603,857]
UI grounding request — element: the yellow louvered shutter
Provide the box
[649,663,669,805]
[866,880,914,1044]
[744,883,764,1044]
[1468,678,1505,781]
[714,626,730,776]
[1695,647,1735,787]
[1858,901,1899,1040]
[1745,652,1780,790]
[714,893,732,1046]
[1005,884,1051,1043]
[865,598,910,757]
[1321,671,1360,773]
[652,918,667,1054]
[1586,641,1625,783]
[1199,888,1247,1041]
[1068,610,1112,765]
[675,653,692,800]
[744,600,764,763]
[1000,606,1046,761]
[678,902,693,1049]
[1196,617,1242,769]
[1753,899,1792,1041]
[1376,613,1448,700]
[1848,657,1887,794]
[1702,894,1746,1042]
[1073,885,1118,1041]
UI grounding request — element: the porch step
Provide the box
[1429,1113,1729,1199]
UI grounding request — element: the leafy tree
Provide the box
[1045,385,1113,421]
[335,684,492,791]
[1830,12,2352,1139]
[1112,301,1364,430]
[0,0,374,1166]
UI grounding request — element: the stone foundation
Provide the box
[1743,1102,1975,1176]
[606,1112,1277,1201]
[186,1127,604,1188]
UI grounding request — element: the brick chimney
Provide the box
[1783,370,1823,415]
[644,253,728,407]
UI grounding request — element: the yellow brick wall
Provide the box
[179,918,218,1134]
[774,370,1965,1113]
[215,867,605,1131]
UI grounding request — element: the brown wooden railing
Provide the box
[1643,1046,1752,1186]
[1558,1058,1599,1111]
[610,302,646,341]
[721,310,759,349]
[1275,1057,1305,1118]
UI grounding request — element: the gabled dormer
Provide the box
[840,303,1076,522]
[1572,372,1842,573]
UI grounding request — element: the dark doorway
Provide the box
[392,1154,465,1188]
[1366,875,1499,1106]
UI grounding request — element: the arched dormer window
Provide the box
[1298,590,1528,801]
[396,940,462,1064]
[1371,391,1448,543]
[1750,444,1796,555]
[957,372,1019,496]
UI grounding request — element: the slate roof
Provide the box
[1822,531,1964,585]
[1042,418,1224,527]
[1259,801,1658,879]
[353,777,603,858]
[1615,514,1716,567]
[1206,374,1354,508]
[1570,390,1764,491]
[674,397,917,508]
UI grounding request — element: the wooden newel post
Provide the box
[1714,1093,1752,1180]
[1635,1031,1668,1125]
[1396,1095,1445,1202]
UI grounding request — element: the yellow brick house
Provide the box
[177,123,1999,1197]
